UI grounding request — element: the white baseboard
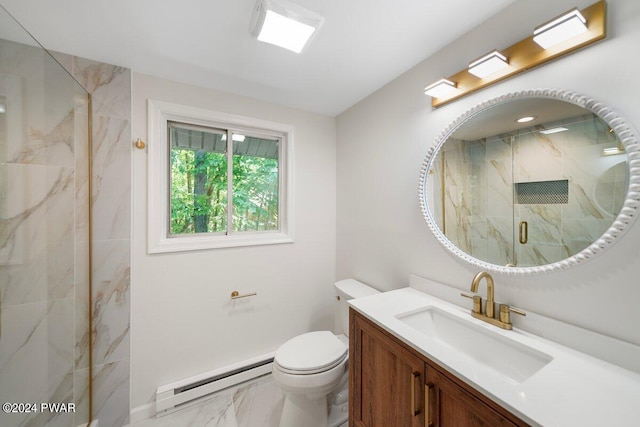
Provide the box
[130,401,156,424]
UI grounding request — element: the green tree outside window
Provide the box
[169,123,279,235]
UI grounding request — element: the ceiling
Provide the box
[453,98,593,141]
[1,0,516,116]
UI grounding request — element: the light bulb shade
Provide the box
[424,79,457,98]
[602,146,625,156]
[250,0,324,53]
[468,50,509,78]
[533,8,587,49]
[539,127,569,135]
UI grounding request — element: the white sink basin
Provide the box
[396,306,552,383]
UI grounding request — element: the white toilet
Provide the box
[272,279,379,427]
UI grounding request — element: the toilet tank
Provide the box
[334,279,379,337]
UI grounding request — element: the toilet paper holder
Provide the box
[231,290,257,299]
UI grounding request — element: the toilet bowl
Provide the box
[272,279,379,427]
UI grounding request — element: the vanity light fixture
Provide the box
[0,103,5,113]
[424,79,457,98]
[468,50,509,78]
[602,146,624,156]
[602,142,625,156]
[540,127,569,135]
[424,0,606,107]
[250,0,324,53]
[533,8,588,49]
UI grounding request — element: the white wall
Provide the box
[131,73,336,409]
[337,0,640,346]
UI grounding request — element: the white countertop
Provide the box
[349,287,640,427]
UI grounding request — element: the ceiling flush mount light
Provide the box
[424,79,457,98]
[540,127,569,135]
[516,116,536,123]
[424,1,605,108]
[468,50,509,78]
[533,8,588,49]
[250,0,324,53]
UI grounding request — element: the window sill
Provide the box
[148,232,294,254]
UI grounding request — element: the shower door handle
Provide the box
[519,221,528,244]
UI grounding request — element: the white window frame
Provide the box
[147,99,294,253]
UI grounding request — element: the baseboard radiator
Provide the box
[155,352,275,415]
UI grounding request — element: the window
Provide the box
[148,100,293,253]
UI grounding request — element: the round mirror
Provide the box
[419,89,640,275]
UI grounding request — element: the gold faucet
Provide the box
[461,271,526,330]
[471,271,495,318]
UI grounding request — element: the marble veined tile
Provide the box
[485,216,514,266]
[131,375,287,427]
[562,218,611,255]
[565,181,606,221]
[91,360,130,427]
[11,106,76,168]
[485,135,511,160]
[486,158,513,217]
[518,204,562,246]
[0,299,75,427]
[72,58,131,120]
[0,163,75,306]
[74,110,90,244]
[0,39,43,76]
[91,239,130,367]
[233,375,283,427]
[73,367,91,427]
[91,116,131,241]
[514,133,562,183]
[74,241,90,370]
[137,394,238,427]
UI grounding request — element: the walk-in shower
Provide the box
[0,5,93,426]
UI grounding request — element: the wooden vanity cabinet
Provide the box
[349,309,529,427]
[349,307,426,427]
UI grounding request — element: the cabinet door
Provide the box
[425,363,523,427]
[350,309,425,427]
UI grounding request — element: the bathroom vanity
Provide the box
[350,309,527,426]
[348,286,640,427]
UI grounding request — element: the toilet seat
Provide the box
[275,331,348,375]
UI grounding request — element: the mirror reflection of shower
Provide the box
[430,106,628,268]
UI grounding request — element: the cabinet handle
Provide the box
[519,220,528,244]
[411,371,420,416]
[425,382,434,427]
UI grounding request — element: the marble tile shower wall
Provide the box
[67,55,132,427]
[0,38,89,427]
[0,37,131,427]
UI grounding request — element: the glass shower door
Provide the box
[0,6,91,427]
[512,128,567,267]
[511,114,627,267]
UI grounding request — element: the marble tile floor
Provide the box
[133,373,351,427]
[133,374,282,427]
